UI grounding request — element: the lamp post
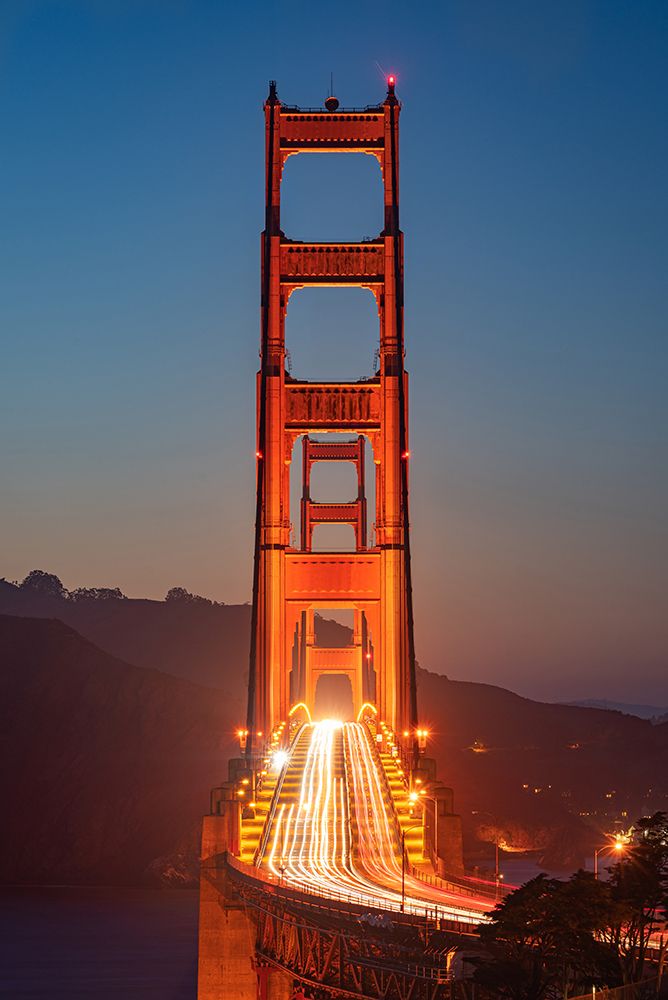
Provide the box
[594,834,627,880]
[400,824,423,913]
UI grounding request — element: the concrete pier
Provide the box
[198,807,257,1000]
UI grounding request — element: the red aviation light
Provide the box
[388,75,396,86]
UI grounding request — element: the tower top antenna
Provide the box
[324,72,339,112]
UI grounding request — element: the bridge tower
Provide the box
[198,80,468,1000]
[246,77,418,756]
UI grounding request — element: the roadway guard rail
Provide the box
[253,722,307,867]
[226,852,482,936]
[362,722,511,905]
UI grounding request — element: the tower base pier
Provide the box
[198,816,257,1000]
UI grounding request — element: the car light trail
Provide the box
[262,721,493,923]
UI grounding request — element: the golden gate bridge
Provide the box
[198,78,504,1000]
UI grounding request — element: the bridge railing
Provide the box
[407,860,514,903]
[361,722,512,904]
[253,722,307,867]
[226,852,482,936]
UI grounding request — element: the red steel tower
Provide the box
[246,77,418,751]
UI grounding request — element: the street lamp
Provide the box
[594,833,627,879]
[400,824,423,913]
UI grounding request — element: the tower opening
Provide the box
[314,673,355,721]
[285,287,379,382]
[289,433,375,552]
[310,522,356,552]
[281,153,381,242]
[315,609,354,645]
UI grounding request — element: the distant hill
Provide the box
[563,699,668,721]
[419,670,668,866]
[1,610,666,885]
[0,573,350,690]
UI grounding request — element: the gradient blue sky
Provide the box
[2,1,666,703]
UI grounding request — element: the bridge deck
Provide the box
[251,721,493,926]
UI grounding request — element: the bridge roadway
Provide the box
[254,720,493,925]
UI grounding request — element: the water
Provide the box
[0,887,198,999]
[0,861,597,996]
[500,855,599,888]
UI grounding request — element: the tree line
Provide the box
[9,569,226,605]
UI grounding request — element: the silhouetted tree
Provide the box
[472,815,668,998]
[473,873,619,1000]
[69,587,125,601]
[603,812,668,986]
[165,587,213,607]
[20,570,67,599]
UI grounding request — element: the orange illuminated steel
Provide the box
[246,77,418,757]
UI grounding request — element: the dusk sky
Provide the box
[2,1,666,704]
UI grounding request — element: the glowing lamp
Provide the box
[388,75,396,86]
[409,791,418,803]
[271,749,289,771]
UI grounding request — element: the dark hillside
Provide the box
[419,670,668,867]
[0,614,243,885]
[0,576,351,689]
[0,578,250,690]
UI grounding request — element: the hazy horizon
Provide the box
[2,565,667,709]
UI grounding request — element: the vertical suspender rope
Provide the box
[246,83,278,764]
[389,97,419,735]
